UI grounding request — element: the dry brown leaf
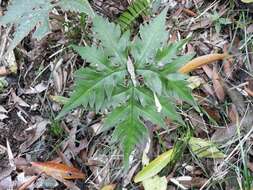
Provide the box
[0,66,10,76]
[182,8,197,17]
[223,58,233,80]
[202,83,215,97]
[245,79,253,96]
[180,176,208,189]
[187,110,208,136]
[247,162,253,172]
[202,105,221,122]
[11,89,30,107]
[245,87,253,96]
[224,84,246,116]
[6,139,15,169]
[20,119,50,152]
[212,111,253,143]
[190,19,212,30]
[247,24,253,33]
[212,65,225,101]
[228,104,239,124]
[52,58,67,94]
[201,65,213,79]
[23,83,48,94]
[223,44,233,79]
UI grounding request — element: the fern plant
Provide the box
[0,0,94,51]
[57,9,195,166]
[117,0,152,31]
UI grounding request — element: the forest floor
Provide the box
[0,0,253,189]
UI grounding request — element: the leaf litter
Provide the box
[0,0,253,189]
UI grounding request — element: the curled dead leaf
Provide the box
[212,65,225,101]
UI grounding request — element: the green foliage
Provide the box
[134,129,191,182]
[117,0,151,31]
[58,9,195,166]
[209,11,231,33]
[0,0,94,51]
[50,120,64,137]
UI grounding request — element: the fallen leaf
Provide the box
[11,89,30,107]
[0,106,7,113]
[187,76,204,89]
[201,65,213,79]
[212,111,253,143]
[52,58,67,93]
[6,139,15,169]
[134,149,173,183]
[170,177,188,190]
[180,176,208,189]
[224,84,245,115]
[190,19,212,30]
[245,87,253,96]
[0,144,6,154]
[0,113,8,120]
[101,184,116,190]
[228,104,239,124]
[20,119,50,152]
[143,175,167,190]
[211,125,237,144]
[3,50,17,74]
[0,66,10,76]
[189,137,225,158]
[202,105,221,122]
[212,65,225,101]
[245,79,253,97]
[31,161,85,180]
[247,162,253,172]
[247,24,253,33]
[241,0,253,3]
[182,8,197,17]
[223,44,233,79]
[23,83,48,94]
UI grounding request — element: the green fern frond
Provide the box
[0,0,52,51]
[111,104,148,166]
[57,0,95,17]
[117,0,151,31]
[93,16,130,65]
[58,10,195,167]
[0,0,94,51]
[57,67,126,118]
[131,8,168,66]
